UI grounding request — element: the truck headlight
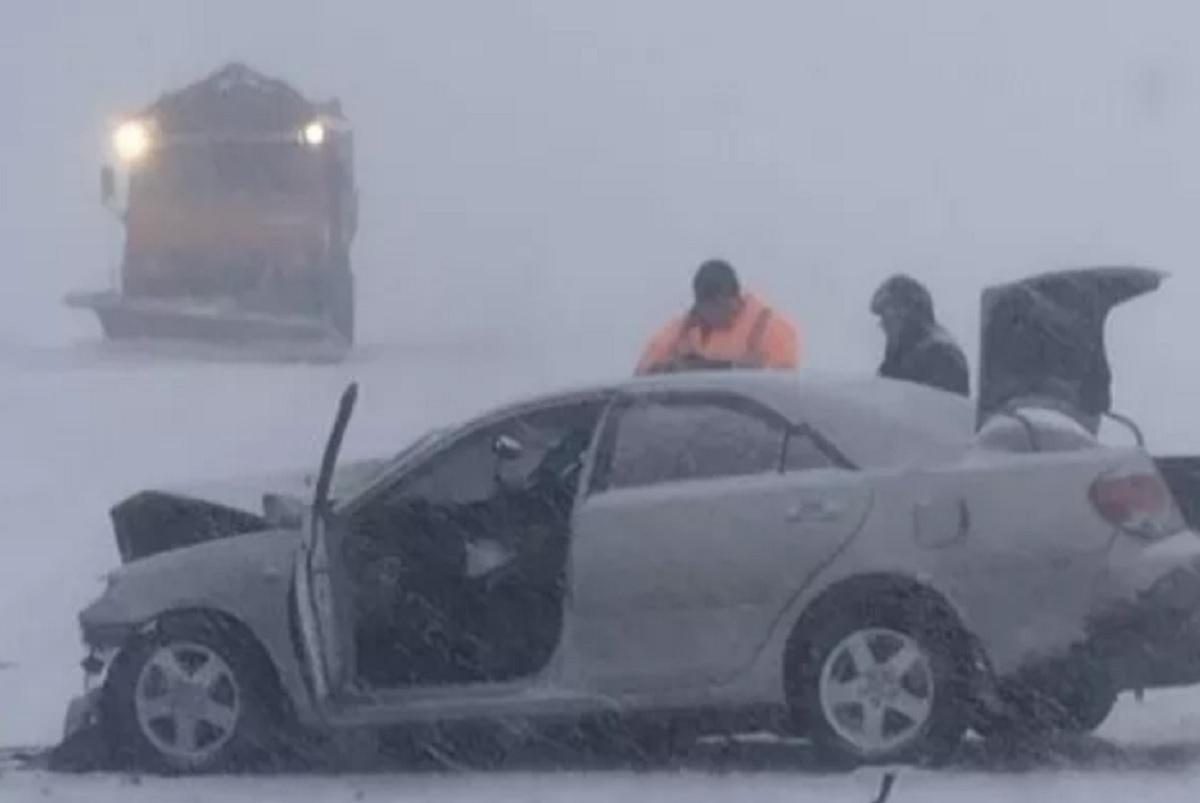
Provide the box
[113,120,152,163]
[302,121,326,147]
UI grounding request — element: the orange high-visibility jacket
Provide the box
[636,293,801,375]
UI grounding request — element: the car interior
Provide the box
[343,400,605,688]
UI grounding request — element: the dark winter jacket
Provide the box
[879,323,970,397]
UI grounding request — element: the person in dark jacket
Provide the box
[870,274,970,397]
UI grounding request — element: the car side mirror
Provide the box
[100,166,116,206]
[493,434,524,461]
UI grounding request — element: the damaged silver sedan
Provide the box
[59,267,1200,773]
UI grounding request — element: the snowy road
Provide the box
[0,768,1128,803]
[5,336,1200,800]
[6,731,1200,803]
[0,769,1193,803]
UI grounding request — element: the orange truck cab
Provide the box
[67,63,358,355]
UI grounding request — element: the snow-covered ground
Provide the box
[0,766,1195,803]
[7,732,1200,803]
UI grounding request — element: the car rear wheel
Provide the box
[103,616,280,774]
[788,597,968,767]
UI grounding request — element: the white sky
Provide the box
[1,1,1199,442]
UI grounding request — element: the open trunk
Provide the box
[977,266,1164,428]
[978,266,1200,524]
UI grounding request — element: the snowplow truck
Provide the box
[67,63,357,353]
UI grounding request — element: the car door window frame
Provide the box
[589,390,852,494]
[338,392,613,520]
[784,423,857,473]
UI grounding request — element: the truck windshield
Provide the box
[134,141,323,199]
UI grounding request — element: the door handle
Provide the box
[786,500,842,522]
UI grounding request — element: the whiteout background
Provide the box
[4,1,1200,797]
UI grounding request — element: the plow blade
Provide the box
[65,291,350,362]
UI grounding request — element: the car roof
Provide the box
[489,370,974,470]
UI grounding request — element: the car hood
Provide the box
[109,458,387,563]
[157,457,388,515]
[85,528,303,643]
[111,527,302,585]
[977,266,1165,427]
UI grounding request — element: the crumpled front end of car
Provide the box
[53,528,310,769]
[52,635,126,771]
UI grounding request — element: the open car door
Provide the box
[294,383,358,703]
[977,266,1164,430]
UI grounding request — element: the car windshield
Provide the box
[386,426,447,468]
[329,426,450,505]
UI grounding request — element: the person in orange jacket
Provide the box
[636,259,801,375]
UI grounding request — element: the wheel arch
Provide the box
[106,606,295,725]
[777,571,982,763]
[782,572,984,694]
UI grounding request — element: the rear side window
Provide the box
[784,431,840,472]
[603,398,785,490]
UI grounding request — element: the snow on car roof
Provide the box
[489,370,974,470]
[620,370,975,469]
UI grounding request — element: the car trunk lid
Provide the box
[977,266,1165,429]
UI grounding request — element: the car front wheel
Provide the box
[103,615,279,773]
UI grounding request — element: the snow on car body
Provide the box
[60,269,1200,772]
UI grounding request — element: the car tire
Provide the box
[787,594,969,767]
[102,614,283,774]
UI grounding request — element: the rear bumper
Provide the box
[1085,564,1200,690]
[994,537,1200,695]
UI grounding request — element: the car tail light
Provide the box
[1089,470,1182,540]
